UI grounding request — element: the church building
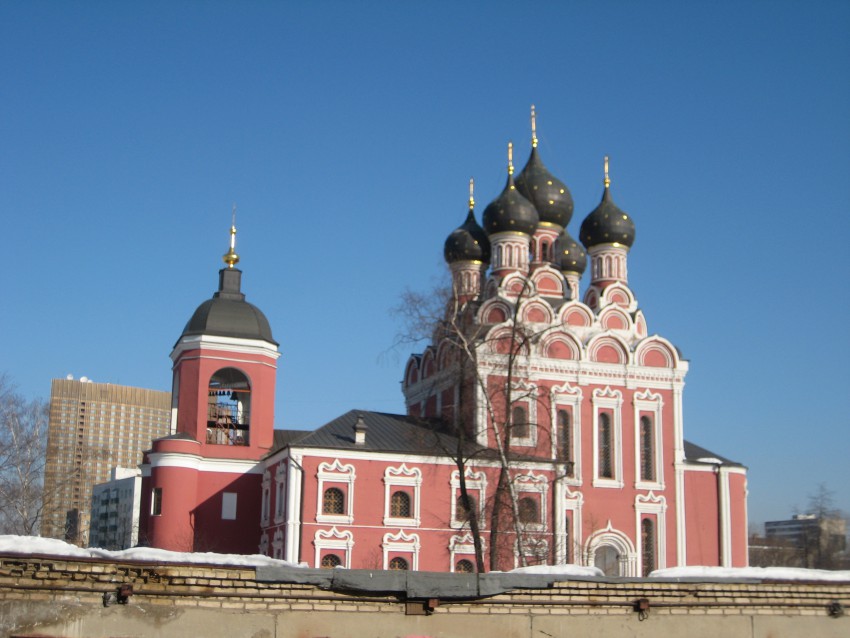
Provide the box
[140,111,748,575]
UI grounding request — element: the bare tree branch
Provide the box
[0,374,49,535]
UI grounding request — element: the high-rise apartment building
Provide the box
[42,377,170,544]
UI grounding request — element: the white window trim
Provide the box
[449,533,485,572]
[273,463,286,524]
[314,526,354,569]
[514,537,549,569]
[635,492,667,573]
[261,471,271,526]
[550,382,583,485]
[584,521,637,577]
[556,485,584,564]
[515,471,549,532]
[450,469,487,529]
[633,389,665,490]
[272,529,283,560]
[383,464,422,527]
[382,530,420,570]
[316,459,356,525]
[508,381,538,448]
[592,387,624,488]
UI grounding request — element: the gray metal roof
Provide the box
[273,410,488,459]
[683,440,743,467]
[180,267,277,346]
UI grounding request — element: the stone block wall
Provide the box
[1,552,848,637]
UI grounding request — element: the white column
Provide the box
[284,454,303,564]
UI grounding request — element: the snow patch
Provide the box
[0,535,305,569]
[506,564,604,577]
[651,566,850,582]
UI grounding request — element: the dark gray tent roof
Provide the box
[271,410,488,459]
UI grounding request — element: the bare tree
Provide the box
[395,275,562,571]
[803,483,847,569]
[0,374,49,535]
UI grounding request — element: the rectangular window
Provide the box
[222,492,237,520]
[640,415,654,482]
[598,412,613,478]
[151,488,162,516]
[275,480,285,519]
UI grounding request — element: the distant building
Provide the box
[88,467,142,550]
[759,514,848,569]
[42,378,170,544]
[141,112,748,573]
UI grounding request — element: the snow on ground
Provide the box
[3,536,849,581]
[506,564,604,577]
[0,535,304,569]
[651,566,850,582]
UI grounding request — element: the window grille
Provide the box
[321,553,342,569]
[557,409,572,473]
[455,559,474,573]
[598,413,613,478]
[390,491,411,518]
[322,488,344,515]
[389,556,409,571]
[455,494,477,523]
[642,518,656,577]
[640,416,654,481]
[511,405,529,438]
[518,496,539,524]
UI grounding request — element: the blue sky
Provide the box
[2,1,848,528]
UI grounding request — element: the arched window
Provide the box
[207,367,251,446]
[322,488,344,515]
[455,559,474,573]
[511,405,529,439]
[557,409,572,473]
[642,518,656,577]
[640,416,654,481]
[321,553,342,569]
[389,556,409,571]
[518,497,539,524]
[390,491,411,518]
[455,494,477,523]
[541,240,549,261]
[598,413,613,478]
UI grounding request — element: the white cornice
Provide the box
[282,446,558,472]
[147,451,263,474]
[171,334,280,362]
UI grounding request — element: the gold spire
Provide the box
[223,205,240,268]
[603,155,611,189]
[508,141,514,176]
[531,104,538,148]
[468,177,475,211]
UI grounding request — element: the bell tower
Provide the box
[142,219,279,552]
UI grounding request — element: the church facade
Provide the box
[140,114,748,575]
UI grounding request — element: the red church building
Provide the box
[140,113,748,575]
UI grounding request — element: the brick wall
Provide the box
[1,553,848,638]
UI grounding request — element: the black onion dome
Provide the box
[557,228,587,274]
[180,268,277,345]
[444,209,491,264]
[482,174,539,236]
[580,187,635,249]
[514,146,574,228]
